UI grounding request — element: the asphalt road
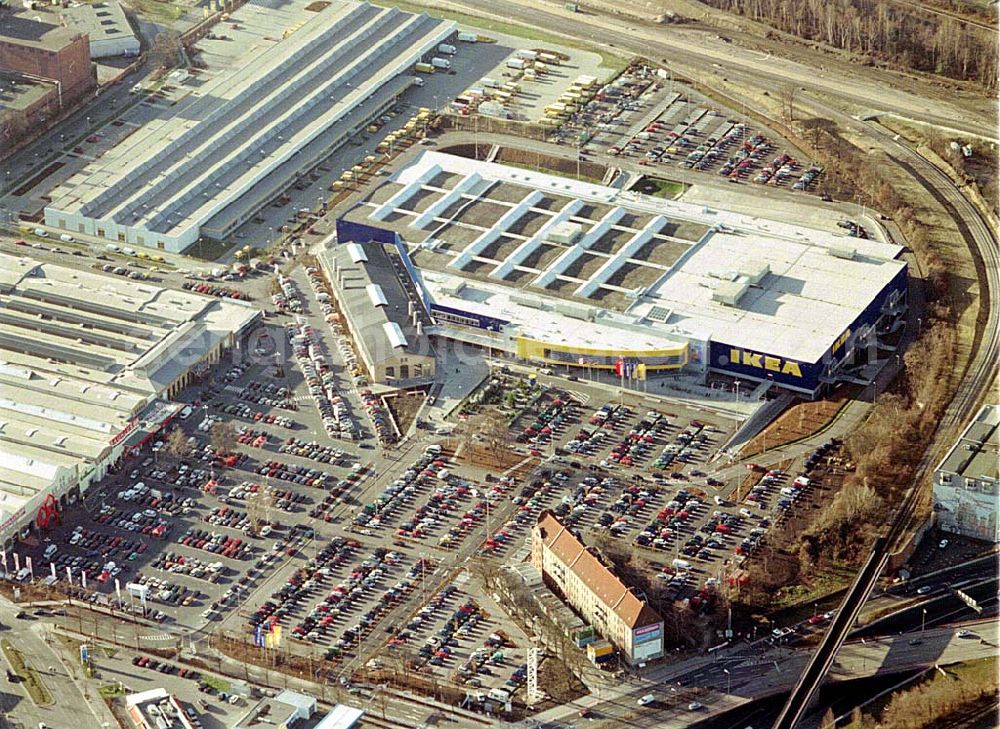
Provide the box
[531,618,999,729]
[0,596,118,729]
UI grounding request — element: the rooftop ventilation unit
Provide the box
[829,243,856,260]
[739,262,770,285]
[554,302,594,321]
[712,280,749,307]
[547,221,583,245]
[511,294,544,310]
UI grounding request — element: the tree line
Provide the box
[701,0,997,90]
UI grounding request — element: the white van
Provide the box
[106,243,121,252]
[178,405,193,420]
[122,247,137,256]
[59,233,75,243]
[33,228,48,237]
[671,558,692,571]
[43,544,57,559]
[638,693,656,706]
[487,687,511,702]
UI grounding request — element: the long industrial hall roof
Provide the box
[0,254,258,531]
[46,1,453,245]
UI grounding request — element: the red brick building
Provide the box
[0,12,94,101]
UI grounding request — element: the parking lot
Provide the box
[550,63,823,193]
[7,306,811,706]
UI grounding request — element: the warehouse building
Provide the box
[61,2,140,59]
[933,404,999,543]
[44,1,454,252]
[531,511,664,664]
[0,253,259,547]
[317,240,436,384]
[337,151,909,398]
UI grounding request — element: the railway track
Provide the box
[772,117,998,727]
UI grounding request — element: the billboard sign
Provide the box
[633,623,662,645]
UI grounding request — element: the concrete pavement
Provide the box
[0,596,118,729]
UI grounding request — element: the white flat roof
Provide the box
[422,269,685,352]
[0,254,260,536]
[391,152,906,363]
[47,2,453,245]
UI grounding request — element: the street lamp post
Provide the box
[723,667,731,695]
[921,608,927,638]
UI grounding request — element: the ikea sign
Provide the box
[727,348,803,378]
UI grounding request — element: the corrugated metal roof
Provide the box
[383,321,407,349]
[346,243,368,264]
[366,283,388,307]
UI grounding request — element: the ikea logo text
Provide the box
[729,349,802,377]
[832,328,852,353]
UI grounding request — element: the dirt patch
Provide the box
[383,390,427,435]
[588,287,628,309]
[506,210,551,237]
[428,171,465,190]
[483,183,536,205]
[521,243,563,270]
[398,186,441,213]
[434,223,483,249]
[590,227,633,254]
[505,268,534,285]
[362,182,405,206]
[740,387,859,458]
[604,261,662,290]
[498,147,608,182]
[664,220,712,242]
[455,199,508,227]
[481,234,524,261]
[574,202,614,221]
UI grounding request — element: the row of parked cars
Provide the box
[181,279,250,301]
[398,477,473,543]
[290,320,359,440]
[272,272,303,313]
[354,446,445,531]
[223,482,307,513]
[176,528,252,560]
[278,437,351,465]
[235,380,298,411]
[220,402,295,428]
[152,553,226,583]
[249,535,359,629]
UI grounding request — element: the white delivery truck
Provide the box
[431,57,451,70]
[438,43,457,54]
[672,558,692,571]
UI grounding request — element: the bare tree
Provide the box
[148,31,183,70]
[210,420,238,456]
[165,427,191,460]
[468,558,503,593]
[779,84,798,125]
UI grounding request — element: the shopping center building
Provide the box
[335,151,909,398]
[0,253,259,547]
